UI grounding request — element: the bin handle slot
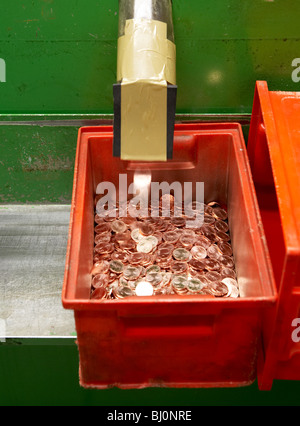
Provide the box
[121,315,215,339]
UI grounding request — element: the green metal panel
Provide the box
[0,0,299,203]
[0,342,300,406]
[0,125,77,203]
[0,0,299,114]
[1,0,300,406]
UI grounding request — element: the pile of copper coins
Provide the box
[90,196,240,300]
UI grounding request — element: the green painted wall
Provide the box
[0,0,300,406]
[0,0,299,115]
[1,0,300,203]
[0,342,300,406]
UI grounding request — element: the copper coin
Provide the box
[204,204,214,215]
[146,216,161,225]
[220,267,236,279]
[219,255,235,268]
[95,223,111,235]
[93,252,111,261]
[92,274,109,289]
[108,272,119,283]
[214,220,229,234]
[156,260,172,270]
[111,251,128,263]
[93,254,101,263]
[121,216,136,226]
[171,217,186,228]
[217,241,233,257]
[95,232,111,245]
[200,224,216,242]
[207,244,223,260]
[163,230,180,244]
[195,235,211,250]
[140,253,154,266]
[139,222,155,236]
[173,248,191,262]
[212,207,228,221]
[92,195,236,300]
[128,204,148,219]
[204,258,220,271]
[139,266,147,277]
[221,278,239,298]
[187,278,204,293]
[95,214,106,225]
[181,229,196,238]
[196,275,211,287]
[179,234,195,247]
[91,286,107,300]
[171,261,188,274]
[109,260,124,274]
[190,245,207,260]
[146,272,163,287]
[215,230,231,242]
[161,272,172,287]
[154,219,167,232]
[221,277,239,289]
[203,214,215,225]
[171,276,189,294]
[188,258,206,272]
[153,231,163,245]
[144,235,159,249]
[208,201,221,208]
[209,281,229,297]
[146,265,161,274]
[206,271,222,282]
[131,228,142,242]
[114,286,134,299]
[91,260,110,276]
[123,265,142,281]
[114,231,131,243]
[157,243,174,258]
[94,242,114,254]
[111,220,127,234]
[128,252,146,265]
[118,239,136,251]
[199,287,214,296]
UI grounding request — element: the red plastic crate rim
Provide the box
[62,122,277,389]
[248,81,300,390]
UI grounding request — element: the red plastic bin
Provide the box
[248,81,300,390]
[62,123,277,389]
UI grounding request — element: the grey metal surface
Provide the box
[0,205,76,338]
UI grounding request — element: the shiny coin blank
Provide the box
[135,281,154,296]
[137,239,153,254]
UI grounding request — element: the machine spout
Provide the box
[113,0,177,162]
